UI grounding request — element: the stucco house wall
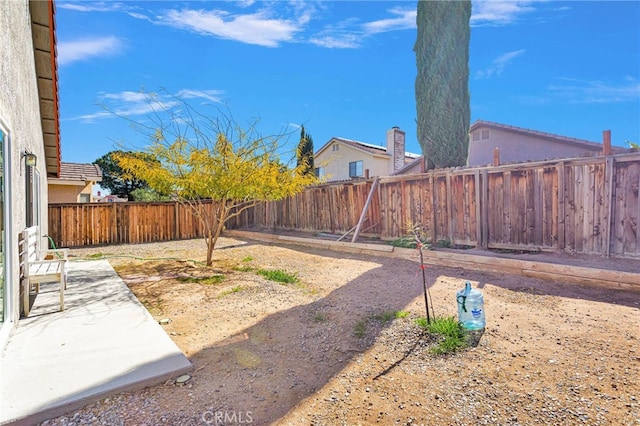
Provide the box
[468,121,606,167]
[0,0,55,345]
[48,183,92,203]
[316,141,389,181]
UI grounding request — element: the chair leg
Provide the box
[60,277,65,311]
[22,279,30,317]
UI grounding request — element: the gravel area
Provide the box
[40,236,640,425]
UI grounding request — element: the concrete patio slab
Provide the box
[0,260,192,425]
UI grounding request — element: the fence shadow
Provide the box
[184,253,432,425]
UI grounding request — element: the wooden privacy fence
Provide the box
[48,200,220,248]
[234,152,640,258]
[48,152,640,258]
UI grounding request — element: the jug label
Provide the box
[471,308,482,318]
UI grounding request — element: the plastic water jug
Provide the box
[456,281,485,330]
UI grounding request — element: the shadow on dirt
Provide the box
[184,237,640,425]
[186,251,436,425]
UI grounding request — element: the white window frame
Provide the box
[0,116,16,347]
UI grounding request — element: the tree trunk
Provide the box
[205,202,229,266]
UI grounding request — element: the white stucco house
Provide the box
[314,127,422,182]
[0,0,61,348]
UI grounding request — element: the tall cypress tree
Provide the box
[414,0,471,169]
[296,125,315,176]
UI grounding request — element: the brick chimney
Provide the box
[386,126,406,174]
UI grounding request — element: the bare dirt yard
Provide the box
[43,234,639,426]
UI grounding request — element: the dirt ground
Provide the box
[42,235,639,426]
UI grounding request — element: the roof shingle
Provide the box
[57,162,102,182]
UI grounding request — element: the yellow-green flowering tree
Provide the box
[114,95,317,266]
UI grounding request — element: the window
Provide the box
[481,130,490,140]
[472,131,480,141]
[349,161,363,178]
[79,193,90,203]
[332,144,339,152]
[314,167,325,178]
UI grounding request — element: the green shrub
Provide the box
[313,313,327,322]
[256,269,298,284]
[218,285,245,298]
[416,316,468,355]
[390,236,418,249]
[354,319,367,338]
[233,265,254,272]
[177,275,224,285]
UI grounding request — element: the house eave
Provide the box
[316,137,390,159]
[30,0,61,178]
[470,120,604,152]
[49,179,101,186]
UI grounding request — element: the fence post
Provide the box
[446,170,454,243]
[481,169,489,249]
[174,201,180,239]
[474,169,481,247]
[430,171,437,243]
[602,130,612,156]
[556,161,565,251]
[493,147,500,166]
[604,156,614,257]
[112,202,117,244]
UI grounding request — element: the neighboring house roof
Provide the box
[393,156,425,175]
[316,137,420,161]
[30,0,61,178]
[470,120,626,153]
[56,162,102,182]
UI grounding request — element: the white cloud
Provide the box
[102,91,149,104]
[66,111,112,122]
[176,89,225,103]
[548,77,640,104]
[57,2,126,13]
[159,9,302,47]
[471,1,536,26]
[237,0,256,7]
[57,36,125,66]
[126,11,153,22]
[363,7,416,34]
[68,89,225,123]
[475,49,526,79]
[310,7,416,49]
[309,34,362,49]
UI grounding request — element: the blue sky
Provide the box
[56,0,640,165]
